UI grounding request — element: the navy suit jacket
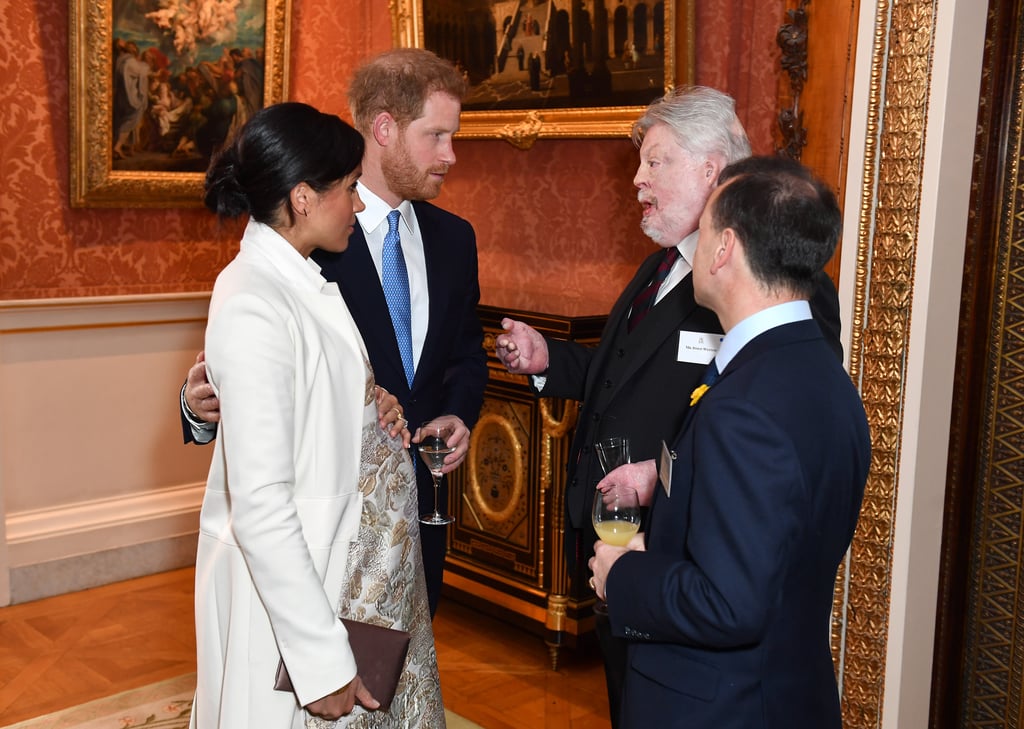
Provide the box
[312,200,488,511]
[538,246,841,574]
[184,202,487,444]
[607,319,870,729]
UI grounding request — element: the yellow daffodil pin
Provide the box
[689,384,710,407]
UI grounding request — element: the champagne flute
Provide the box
[418,423,456,526]
[595,436,631,475]
[593,437,633,541]
[590,437,635,614]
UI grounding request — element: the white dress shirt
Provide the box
[356,181,429,368]
[654,229,698,306]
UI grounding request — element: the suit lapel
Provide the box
[414,201,442,392]
[613,250,660,326]
[583,251,661,394]
[329,226,408,394]
[673,319,824,439]
[304,282,368,363]
[600,272,709,403]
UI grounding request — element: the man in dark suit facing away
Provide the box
[494,86,842,726]
[588,156,870,729]
[181,48,488,618]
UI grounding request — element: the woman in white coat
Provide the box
[191,102,444,728]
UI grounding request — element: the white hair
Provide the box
[632,86,752,164]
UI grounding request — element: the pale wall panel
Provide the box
[0,295,213,603]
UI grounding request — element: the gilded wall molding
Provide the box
[956,5,1024,723]
[841,0,939,726]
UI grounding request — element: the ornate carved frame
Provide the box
[390,0,694,148]
[838,0,942,726]
[932,1,1024,726]
[776,0,810,160]
[68,0,291,208]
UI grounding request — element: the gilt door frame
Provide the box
[837,0,988,727]
[931,0,1024,726]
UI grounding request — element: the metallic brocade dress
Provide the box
[308,365,445,729]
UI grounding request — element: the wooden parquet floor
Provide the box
[0,568,611,728]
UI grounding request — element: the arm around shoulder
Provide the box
[180,381,217,444]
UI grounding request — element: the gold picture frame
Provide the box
[391,0,693,148]
[69,0,291,208]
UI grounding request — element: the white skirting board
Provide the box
[5,482,204,604]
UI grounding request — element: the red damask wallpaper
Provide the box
[0,0,780,306]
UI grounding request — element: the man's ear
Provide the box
[704,157,723,187]
[710,228,737,275]
[371,112,396,147]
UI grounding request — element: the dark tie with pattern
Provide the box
[627,246,680,332]
[381,210,415,387]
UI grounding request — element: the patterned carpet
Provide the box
[1,674,482,729]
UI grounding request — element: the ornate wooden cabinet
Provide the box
[442,294,607,668]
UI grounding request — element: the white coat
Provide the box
[190,221,368,729]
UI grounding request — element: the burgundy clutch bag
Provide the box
[274,618,411,711]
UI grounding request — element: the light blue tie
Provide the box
[382,210,415,387]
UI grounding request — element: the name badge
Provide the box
[659,441,675,497]
[677,331,722,364]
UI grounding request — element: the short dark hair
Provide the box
[347,48,466,133]
[712,155,842,297]
[204,102,364,224]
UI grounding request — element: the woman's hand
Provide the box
[375,386,411,448]
[305,675,380,719]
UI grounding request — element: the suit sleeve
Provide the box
[606,397,806,648]
[180,401,201,443]
[536,338,595,401]
[438,222,488,429]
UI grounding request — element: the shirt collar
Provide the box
[677,229,699,268]
[355,181,416,236]
[715,300,812,372]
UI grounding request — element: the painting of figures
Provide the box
[69,0,290,206]
[421,0,672,112]
[111,0,269,172]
